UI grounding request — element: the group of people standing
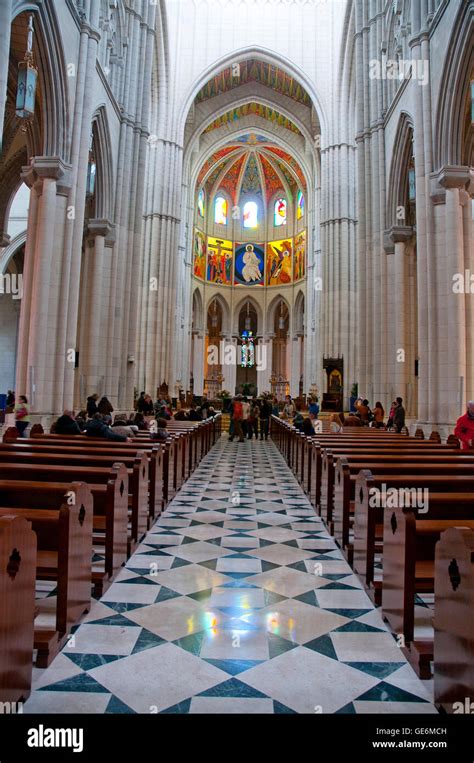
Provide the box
[228,396,272,442]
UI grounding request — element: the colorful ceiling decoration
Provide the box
[197,146,240,186]
[196,137,307,207]
[203,102,301,136]
[217,153,246,204]
[259,154,285,204]
[241,154,263,196]
[264,145,307,190]
[195,59,312,108]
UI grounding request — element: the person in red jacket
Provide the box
[454,402,474,449]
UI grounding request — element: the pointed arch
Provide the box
[386,112,415,228]
[178,45,328,140]
[0,231,27,275]
[434,1,474,169]
[206,292,231,335]
[233,295,263,336]
[266,294,291,335]
[294,290,305,334]
[191,287,204,332]
[91,106,114,221]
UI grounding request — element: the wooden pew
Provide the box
[0,450,148,553]
[332,453,474,559]
[434,527,474,711]
[0,482,93,667]
[0,516,37,703]
[316,440,458,517]
[353,470,474,594]
[13,437,164,520]
[382,504,474,677]
[0,470,128,594]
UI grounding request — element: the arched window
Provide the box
[214,196,228,225]
[274,198,287,226]
[243,201,258,228]
[296,190,305,220]
[197,189,205,218]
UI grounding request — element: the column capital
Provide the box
[87,218,116,245]
[437,165,472,190]
[21,156,72,193]
[383,226,413,252]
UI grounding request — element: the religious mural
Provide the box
[234,242,265,286]
[266,238,293,286]
[207,236,233,284]
[294,230,306,281]
[193,229,206,279]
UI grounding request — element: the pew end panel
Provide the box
[0,516,37,703]
[434,527,474,712]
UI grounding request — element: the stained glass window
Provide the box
[243,201,258,228]
[198,189,205,218]
[408,160,416,201]
[296,190,305,220]
[241,330,255,368]
[214,196,227,225]
[274,198,287,226]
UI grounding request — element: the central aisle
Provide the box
[25,436,436,714]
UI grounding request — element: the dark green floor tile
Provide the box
[343,662,406,679]
[38,673,110,693]
[131,627,167,654]
[303,634,338,660]
[267,632,298,659]
[198,677,269,699]
[355,681,429,703]
[204,658,263,675]
[105,695,137,713]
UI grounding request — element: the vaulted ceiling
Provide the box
[196,134,306,205]
[195,59,312,108]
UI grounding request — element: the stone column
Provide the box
[192,331,204,396]
[257,333,272,394]
[222,336,237,395]
[79,219,115,396]
[15,157,70,412]
[290,335,302,398]
[436,166,473,424]
[388,225,413,410]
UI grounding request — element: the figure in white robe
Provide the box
[242,245,262,283]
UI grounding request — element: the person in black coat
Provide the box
[86,394,99,417]
[188,405,203,421]
[54,410,82,435]
[84,413,127,441]
[97,396,114,416]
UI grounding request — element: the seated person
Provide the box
[293,407,305,430]
[343,413,363,427]
[130,412,149,431]
[54,410,83,435]
[329,413,343,432]
[111,416,138,438]
[84,413,127,441]
[302,416,315,436]
[158,405,171,421]
[174,409,188,421]
[188,405,203,421]
[150,417,169,441]
[355,398,371,424]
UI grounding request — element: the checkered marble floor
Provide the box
[24,437,437,714]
